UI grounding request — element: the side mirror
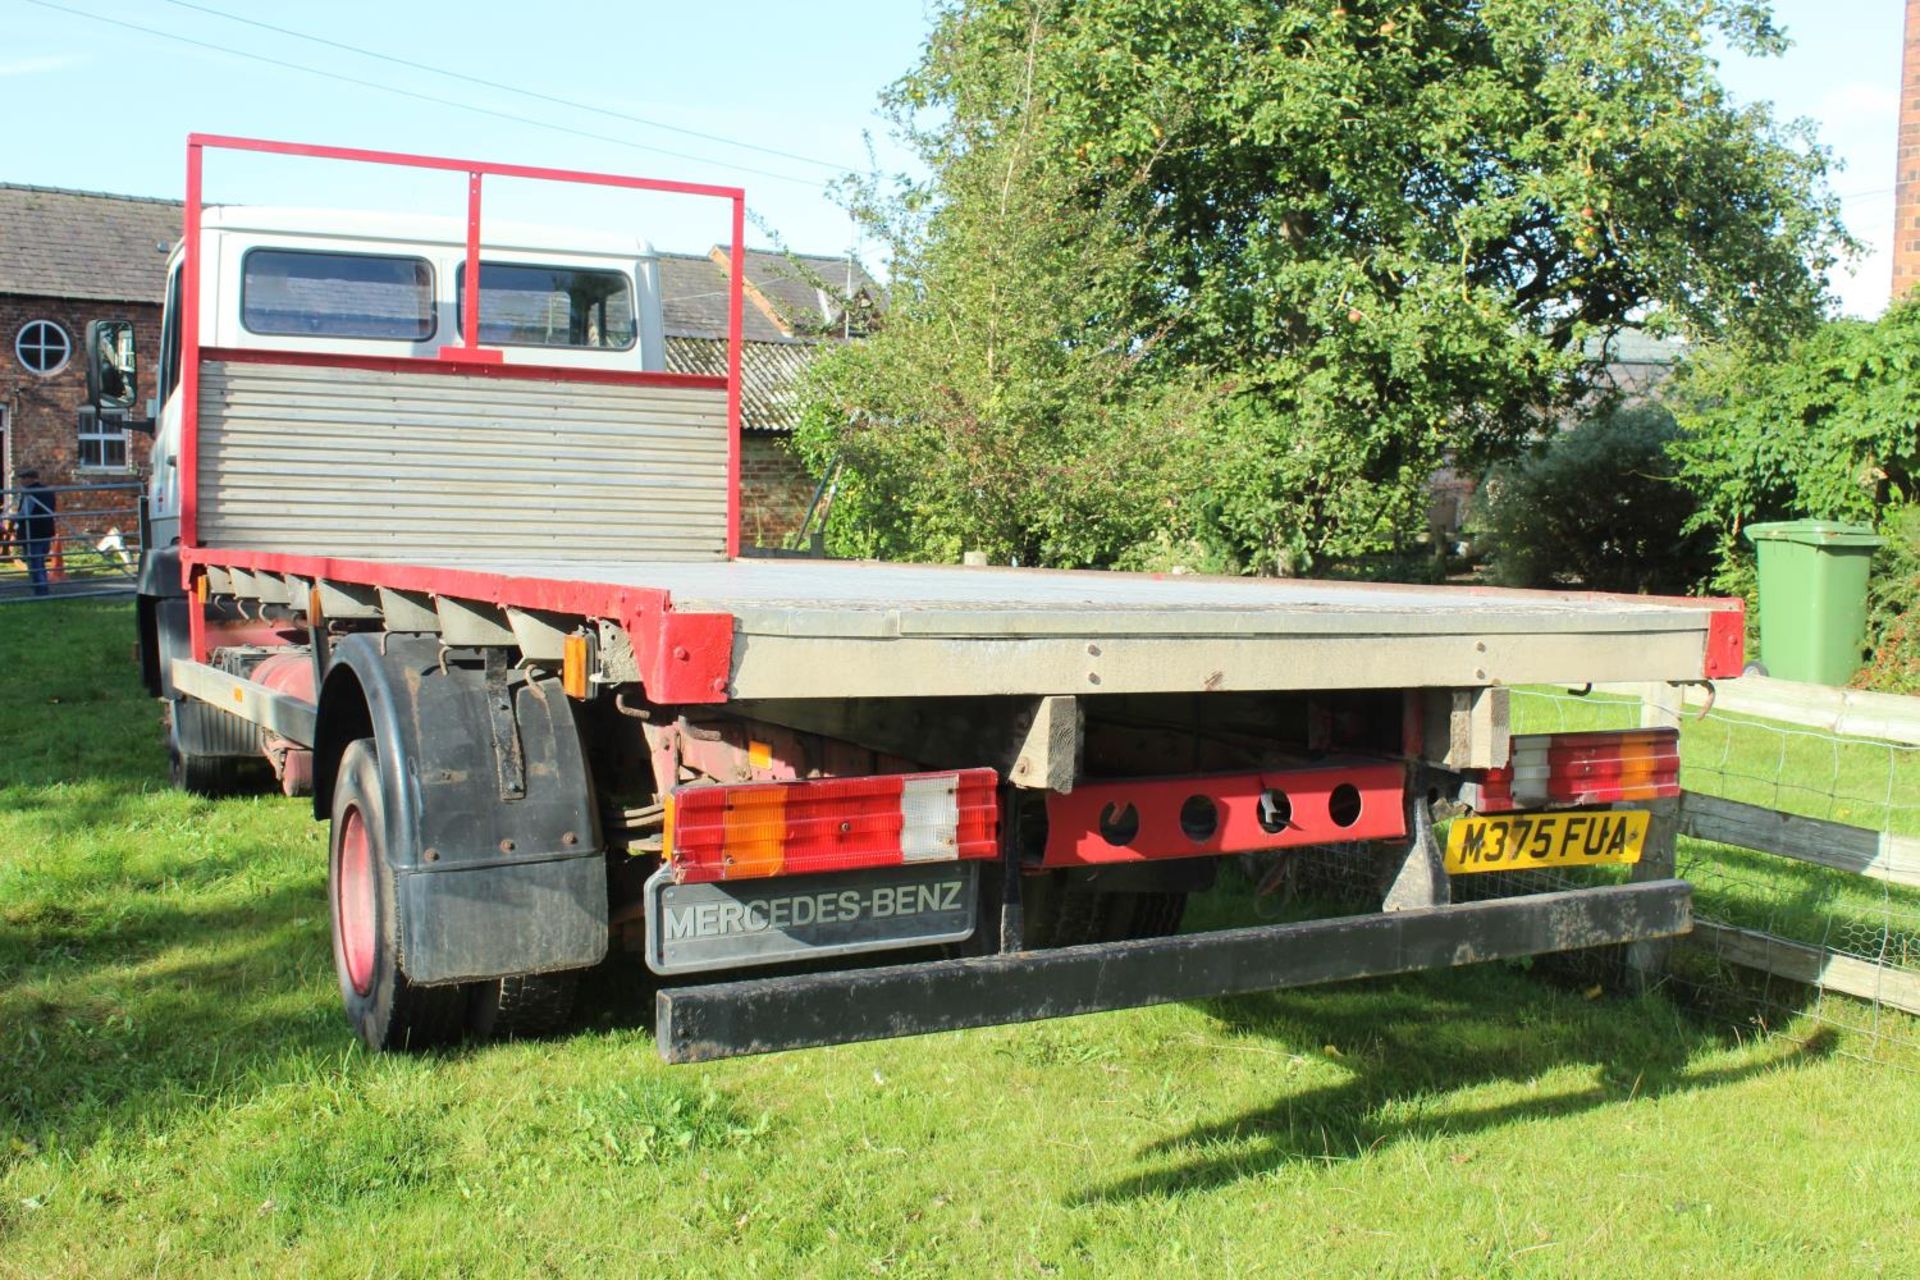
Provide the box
[85,319,138,414]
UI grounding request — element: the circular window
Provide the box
[15,320,72,376]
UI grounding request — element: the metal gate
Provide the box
[0,482,144,602]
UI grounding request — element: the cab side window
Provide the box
[456,263,635,349]
[157,266,183,405]
[241,249,436,341]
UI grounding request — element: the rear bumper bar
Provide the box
[656,878,1691,1063]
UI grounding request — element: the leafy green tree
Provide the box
[1668,301,1920,684]
[1859,506,1920,693]
[795,7,1212,568]
[1473,405,1714,593]
[795,107,1205,566]
[1670,299,1920,539]
[800,0,1846,572]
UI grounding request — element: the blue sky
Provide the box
[0,0,935,264]
[1717,1,1904,316]
[0,0,1904,313]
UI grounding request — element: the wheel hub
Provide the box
[336,805,376,996]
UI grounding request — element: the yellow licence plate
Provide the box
[1444,810,1648,875]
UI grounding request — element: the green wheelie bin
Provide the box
[1743,520,1884,685]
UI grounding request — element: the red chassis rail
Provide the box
[174,134,747,697]
[188,545,735,705]
[1043,761,1408,866]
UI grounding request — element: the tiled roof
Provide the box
[666,336,821,433]
[658,248,882,341]
[730,247,883,339]
[658,252,792,342]
[0,184,180,303]
[658,249,880,436]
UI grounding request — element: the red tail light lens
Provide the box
[667,769,999,883]
[1466,728,1680,812]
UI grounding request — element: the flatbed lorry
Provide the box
[109,136,1738,1062]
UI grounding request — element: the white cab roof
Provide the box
[199,205,657,260]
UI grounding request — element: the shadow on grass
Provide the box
[1076,971,1837,1203]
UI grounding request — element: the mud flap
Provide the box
[397,851,606,985]
[318,635,607,984]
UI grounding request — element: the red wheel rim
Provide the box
[336,804,376,996]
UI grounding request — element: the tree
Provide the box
[1666,300,1920,650]
[1472,404,1714,594]
[799,0,1846,573]
[1670,299,1920,540]
[794,8,1210,569]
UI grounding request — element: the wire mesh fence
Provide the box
[0,482,144,602]
[1235,684,1920,1065]
[1512,685,1920,1066]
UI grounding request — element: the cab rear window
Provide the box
[241,249,436,340]
[456,262,636,350]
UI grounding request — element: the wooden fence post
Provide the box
[1638,681,1683,731]
[1625,794,1681,992]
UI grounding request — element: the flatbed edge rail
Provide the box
[655,878,1693,1063]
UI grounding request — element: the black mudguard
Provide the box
[315,634,607,985]
[137,543,182,599]
[136,546,184,697]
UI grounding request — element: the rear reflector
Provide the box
[668,769,999,883]
[1465,729,1679,812]
[562,632,591,699]
[1705,601,1746,679]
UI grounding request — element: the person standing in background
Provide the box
[15,470,56,597]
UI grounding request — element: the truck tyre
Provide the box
[467,972,579,1042]
[329,738,464,1051]
[166,700,240,797]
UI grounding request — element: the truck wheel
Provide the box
[467,972,579,1042]
[166,701,239,797]
[329,738,463,1051]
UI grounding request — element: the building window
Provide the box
[15,320,72,376]
[78,411,129,472]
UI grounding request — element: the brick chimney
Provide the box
[1896,0,1920,298]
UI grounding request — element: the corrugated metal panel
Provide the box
[198,361,729,561]
[665,337,816,433]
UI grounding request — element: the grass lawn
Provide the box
[4,599,1919,1278]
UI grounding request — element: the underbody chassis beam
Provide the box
[656,879,1691,1063]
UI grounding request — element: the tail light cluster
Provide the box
[667,769,999,883]
[1464,728,1680,813]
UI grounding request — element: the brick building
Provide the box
[1899,0,1920,299]
[0,184,177,502]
